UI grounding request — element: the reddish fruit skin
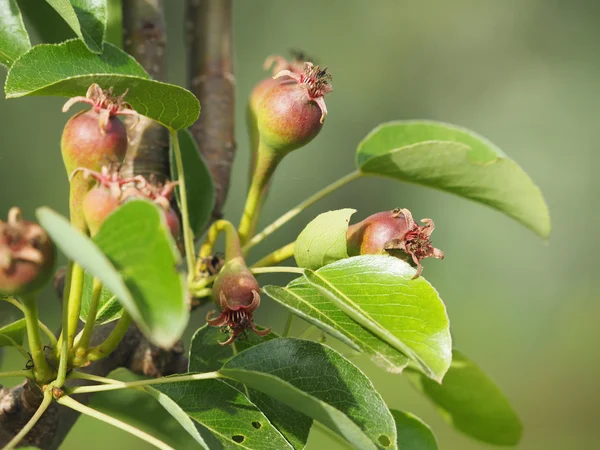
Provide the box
[347,210,412,256]
[165,208,181,240]
[347,208,444,278]
[256,80,324,154]
[61,109,128,176]
[83,186,121,236]
[0,212,55,295]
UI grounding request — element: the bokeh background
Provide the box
[0,0,596,449]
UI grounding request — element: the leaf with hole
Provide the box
[153,375,293,449]
[294,208,355,270]
[220,338,397,450]
[0,318,26,347]
[0,0,31,67]
[408,350,522,445]
[263,282,410,374]
[189,325,311,450]
[36,201,188,348]
[391,410,438,450]
[302,255,451,381]
[79,271,121,325]
[5,39,200,130]
[170,130,214,237]
[356,121,550,238]
[44,0,107,53]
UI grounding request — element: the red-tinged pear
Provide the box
[347,208,444,278]
[256,62,332,155]
[207,256,270,345]
[0,208,55,295]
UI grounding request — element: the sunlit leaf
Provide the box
[5,39,199,130]
[294,208,355,270]
[357,121,550,238]
[0,318,26,347]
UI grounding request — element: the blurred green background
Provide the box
[0,0,596,449]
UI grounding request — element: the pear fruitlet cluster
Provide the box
[347,208,444,278]
[0,208,54,295]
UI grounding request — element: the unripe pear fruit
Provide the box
[82,186,121,236]
[207,256,270,345]
[0,208,55,295]
[256,62,332,155]
[61,84,134,176]
[347,208,444,278]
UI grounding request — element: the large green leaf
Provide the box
[5,39,200,130]
[263,282,410,374]
[408,350,522,446]
[356,121,550,238]
[0,0,30,67]
[303,255,451,381]
[36,202,188,348]
[153,377,293,449]
[391,410,438,450]
[79,270,122,325]
[93,200,188,348]
[220,338,397,450]
[170,130,214,237]
[294,209,355,270]
[0,318,26,347]
[45,0,107,53]
[189,325,311,450]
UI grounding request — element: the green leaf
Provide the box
[189,325,311,450]
[294,208,355,270]
[220,338,397,450]
[408,350,522,446]
[93,200,188,348]
[79,271,122,325]
[391,410,438,450]
[303,255,451,381]
[263,282,410,374]
[153,377,293,449]
[0,0,30,67]
[45,0,106,53]
[0,318,26,347]
[356,121,550,238]
[36,202,188,348]
[5,39,200,130]
[170,130,214,237]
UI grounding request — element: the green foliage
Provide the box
[0,0,30,67]
[93,200,188,348]
[264,282,410,373]
[5,39,199,130]
[153,377,294,449]
[220,338,397,450]
[391,410,438,450]
[170,130,215,237]
[294,208,355,270]
[302,255,451,381]
[357,121,550,238]
[44,0,106,53]
[408,350,522,445]
[37,202,188,348]
[189,326,311,449]
[79,271,121,325]
[0,318,26,347]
